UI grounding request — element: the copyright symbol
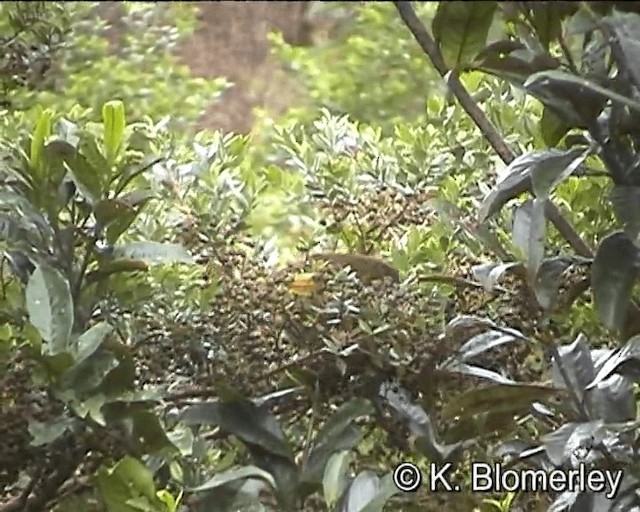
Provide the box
[393,462,422,492]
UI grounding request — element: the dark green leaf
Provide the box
[587,372,635,422]
[591,231,640,329]
[313,398,373,451]
[456,327,526,361]
[432,2,498,70]
[181,399,294,460]
[337,471,394,512]
[64,148,103,204]
[530,2,576,49]
[25,264,74,355]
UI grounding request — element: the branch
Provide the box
[393,1,593,259]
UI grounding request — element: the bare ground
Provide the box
[174,1,312,133]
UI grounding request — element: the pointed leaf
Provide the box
[591,231,640,329]
[30,109,53,177]
[103,100,126,167]
[530,148,590,199]
[456,328,525,361]
[26,264,74,355]
[189,465,276,493]
[441,361,516,384]
[432,2,498,70]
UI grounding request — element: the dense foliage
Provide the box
[4,2,640,511]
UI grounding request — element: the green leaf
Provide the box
[591,231,640,330]
[189,465,276,493]
[65,150,103,204]
[30,109,53,177]
[25,264,74,355]
[28,416,75,446]
[103,100,127,167]
[530,3,576,49]
[323,451,351,508]
[533,257,573,310]
[97,456,157,512]
[112,242,193,264]
[441,383,564,420]
[432,2,498,70]
[540,107,570,147]
[74,321,113,365]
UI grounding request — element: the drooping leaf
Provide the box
[534,257,573,310]
[432,1,498,70]
[530,148,590,199]
[181,399,294,460]
[189,466,276,493]
[471,261,520,291]
[455,327,526,361]
[611,186,640,240]
[512,198,546,277]
[441,383,564,420]
[112,241,193,264]
[439,361,515,384]
[530,2,577,49]
[591,231,640,329]
[478,153,532,222]
[25,264,74,355]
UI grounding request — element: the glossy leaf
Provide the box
[587,335,640,389]
[323,451,351,508]
[534,257,573,310]
[74,321,113,365]
[602,12,640,91]
[189,466,276,493]
[551,334,596,403]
